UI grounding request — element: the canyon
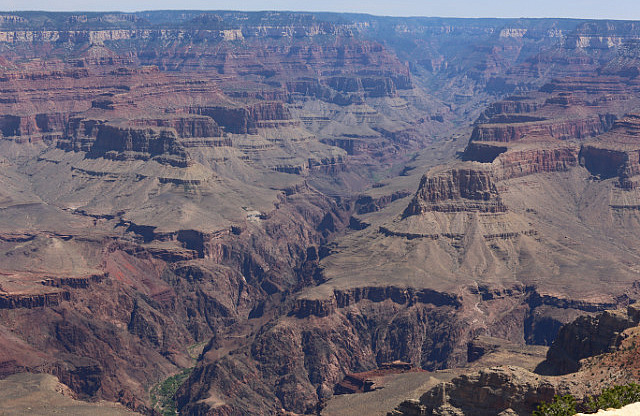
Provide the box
[1,10,640,416]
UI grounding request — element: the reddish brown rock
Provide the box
[471,115,616,143]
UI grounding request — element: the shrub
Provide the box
[586,383,640,412]
[533,394,577,416]
[533,382,640,416]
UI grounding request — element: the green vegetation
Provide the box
[533,394,577,416]
[586,383,640,412]
[187,341,208,360]
[533,383,640,416]
[150,368,193,416]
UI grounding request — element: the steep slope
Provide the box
[2,10,640,416]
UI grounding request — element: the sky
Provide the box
[1,0,640,21]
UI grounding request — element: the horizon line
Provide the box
[1,9,639,22]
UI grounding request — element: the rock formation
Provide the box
[2,10,640,416]
[390,306,640,416]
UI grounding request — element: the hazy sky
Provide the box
[1,0,640,20]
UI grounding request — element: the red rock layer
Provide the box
[493,145,580,180]
[471,114,616,143]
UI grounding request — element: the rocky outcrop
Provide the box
[538,306,640,375]
[462,141,508,163]
[335,361,416,395]
[58,119,189,167]
[60,117,105,152]
[390,366,560,416]
[178,300,467,415]
[80,124,190,166]
[191,102,293,134]
[578,113,640,188]
[402,168,506,217]
[476,97,543,122]
[0,113,71,138]
[308,154,347,175]
[41,273,105,289]
[47,354,104,398]
[0,291,70,309]
[388,304,640,416]
[6,10,640,416]
[326,74,410,98]
[463,141,581,180]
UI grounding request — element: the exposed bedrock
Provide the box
[578,114,640,186]
[0,291,70,309]
[0,186,350,412]
[354,190,413,215]
[88,124,190,166]
[61,118,191,162]
[470,114,616,143]
[493,145,580,179]
[579,145,630,179]
[537,306,640,375]
[177,280,627,415]
[308,155,348,175]
[0,112,71,139]
[292,286,462,318]
[462,141,508,163]
[287,79,367,106]
[6,11,640,416]
[56,120,196,167]
[60,117,105,152]
[190,101,294,134]
[178,300,468,415]
[475,97,543,122]
[129,115,223,138]
[390,306,640,416]
[392,366,561,416]
[402,168,506,217]
[47,354,104,398]
[462,113,640,189]
[463,141,580,180]
[325,74,408,98]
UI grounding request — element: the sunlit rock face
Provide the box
[3,10,640,416]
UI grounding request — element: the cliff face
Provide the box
[89,125,188,164]
[130,116,223,138]
[471,115,617,143]
[305,33,640,416]
[539,307,640,375]
[492,145,580,179]
[190,101,294,134]
[402,168,506,216]
[577,114,640,188]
